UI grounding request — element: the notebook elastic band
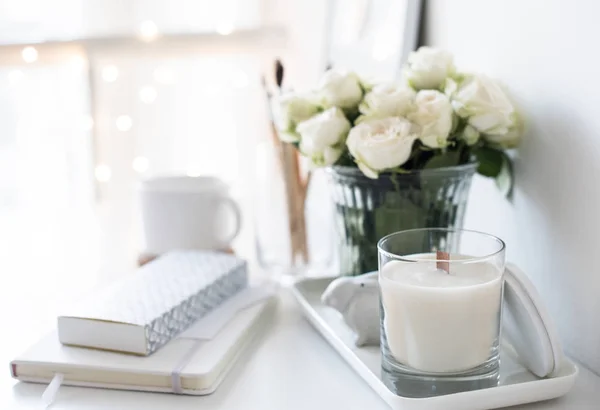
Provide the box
[170,284,276,394]
[171,340,205,394]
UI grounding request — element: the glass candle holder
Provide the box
[378,228,506,398]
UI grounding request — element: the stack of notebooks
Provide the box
[10,251,276,395]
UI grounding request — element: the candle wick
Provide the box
[436,250,450,274]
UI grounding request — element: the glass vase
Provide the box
[326,163,478,276]
[254,139,335,282]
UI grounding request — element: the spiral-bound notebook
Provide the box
[11,294,275,395]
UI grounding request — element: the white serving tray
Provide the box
[291,277,578,410]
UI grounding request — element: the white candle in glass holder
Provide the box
[380,253,503,373]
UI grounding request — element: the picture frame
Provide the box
[325,0,422,80]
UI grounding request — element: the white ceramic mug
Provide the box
[139,176,242,255]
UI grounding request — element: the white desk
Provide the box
[2,289,600,410]
[1,198,599,409]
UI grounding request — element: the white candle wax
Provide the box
[380,253,503,373]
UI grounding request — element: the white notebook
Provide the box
[58,251,248,356]
[11,296,275,395]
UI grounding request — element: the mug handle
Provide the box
[219,196,242,248]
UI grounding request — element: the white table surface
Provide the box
[1,288,599,410]
[1,198,600,409]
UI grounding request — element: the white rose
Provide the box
[484,112,523,148]
[272,92,320,142]
[317,70,363,111]
[297,107,351,167]
[346,117,419,178]
[450,74,520,147]
[461,124,481,146]
[358,83,415,120]
[408,90,453,148]
[404,47,455,90]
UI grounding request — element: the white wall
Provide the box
[263,0,329,87]
[423,0,600,374]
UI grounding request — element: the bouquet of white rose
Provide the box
[273,46,522,198]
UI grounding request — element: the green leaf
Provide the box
[473,146,503,177]
[473,146,515,200]
[334,151,355,166]
[495,151,515,200]
[390,167,410,174]
[424,150,461,169]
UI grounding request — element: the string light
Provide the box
[116,115,133,131]
[95,165,112,182]
[215,21,234,35]
[8,70,24,85]
[153,67,176,84]
[132,156,149,173]
[138,20,159,41]
[102,65,119,82]
[139,85,157,104]
[21,46,38,63]
[71,55,88,71]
